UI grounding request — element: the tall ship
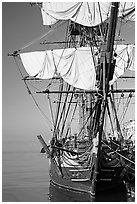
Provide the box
[9,2,135,201]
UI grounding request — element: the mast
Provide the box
[98,2,119,152]
[85,2,120,194]
[90,2,120,190]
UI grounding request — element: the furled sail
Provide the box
[41,2,135,27]
[20,47,96,90]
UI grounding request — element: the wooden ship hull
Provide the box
[38,135,125,197]
[49,159,124,196]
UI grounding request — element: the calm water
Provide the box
[2,138,50,202]
[2,138,135,202]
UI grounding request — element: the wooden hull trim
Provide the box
[50,178,96,197]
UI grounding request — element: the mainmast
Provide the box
[97,2,119,151]
[91,2,120,191]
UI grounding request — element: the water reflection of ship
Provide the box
[49,180,128,202]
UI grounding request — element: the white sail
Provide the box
[20,47,96,90]
[20,44,134,88]
[20,51,55,79]
[110,44,135,84]
[119,2,135,21]
[41,2,135,27]
[41,2,111,27]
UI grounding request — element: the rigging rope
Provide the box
[14,57,52,129]
[109,94,123,139]
[19,21,66,52]
[26,81,42,92]
[97,2,105,41]
[77,100,99,139]
[119,92,132,124]
[54,78,64,135]
[65,101,78,139]
[106,100,115,134]
[56,84,70,130]
[116,92,124,112]
[101,140,135,166]
[47,94,55,126]
[46,22,70,90]
[60,87,75,137]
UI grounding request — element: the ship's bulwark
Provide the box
[49,153,127,202]
[49,151,125,196]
